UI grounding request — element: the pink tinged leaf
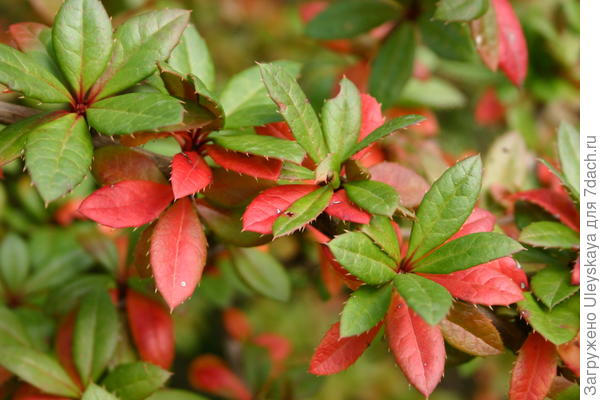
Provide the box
[511,189,579,232]
[79,180,173,228]
[325,190,371,224]
[255,122,294,140]
[493,0,528,86]
[242,185,319,234]
[369,162,430,208]
[417,260,524,306]
[487,256,529,290]
[450,207,496,240]
[309,322,381,375]
[150,198,207,310]
[171,151,212,199]
[8,22,48,52]
[509,332,557,400]
[205,145,282,181]
[571,255,580,285]
[189,355,252,400]
[386,295,445,397]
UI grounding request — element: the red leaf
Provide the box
[223,308,252,341]
[511,189,579,232]
[253,333,292,371]
[325,190,371,224]
[475,88,505,125]
[126,290,174,369]
[79,180,173,228]
[369,162,430,208]
[509,332,556,400]
[171,151,212,199]
[309,322,380,375]
[487,256,529,290]
[151,198,207,310]
[557,333,579,378]
[353,94,386,164]
[386,107,438,136]
[8,23,48,52]
[12,385,71,400]
[386,295,445,397]
[255,122,294,140]
[188,355,252,400]
[242,185,319,234]
[572,255,580,285]
[493,0,528,86]
[418,260,524,306]
[450,208,496,240]
[54,312,82,389]
[206,145,282,181]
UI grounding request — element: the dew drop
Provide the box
[180,281,187,287]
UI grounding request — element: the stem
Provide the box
[0,101,40,124]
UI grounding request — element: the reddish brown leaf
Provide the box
[475,88,505,125]
[126,290,174,369]
[493,0,528,86]
[309,322,380,375]
[509,332,556,400]
[418,260,524,306]
[471,6,500,71]
[325,190,371,224]
[386,295,445,397]
[369,162,430,208]
[203,168,275,209]
[79,181,173,228]
[12,384,71,400]
[151,198,207,310]
[557,333,579,378]
[171,151,212,199]
[132,223,155,279]
[188,355,252,400]
[8,22,48,52]
[242,185,319,234]
[92,146,166,185]
[223,308,252,341]
[206,145,282,181]
[54,312,81,389]
[255,121,294,140]
[511,188,579,232]
[440,302,504,356]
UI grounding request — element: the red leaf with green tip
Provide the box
[79,180,173,228]
[493,0,528,86]
[242,185,319,234]
[126,290,174,369]
[8,23,48,52]
[170,151,212,199]
[309,322,380,375]
[151,198,207,310]
[223,308,252,341]
[325,190,371,224]
[511,189,579,232]
[188,355,252,400]
[509,332,556,400]
[386,295,445,397]
[206,145,282,181]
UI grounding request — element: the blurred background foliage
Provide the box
[0,0,579,399]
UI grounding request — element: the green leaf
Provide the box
[168,25,215,90]
[103,362,170,400]
[87,93,183,135]
[24,248,93,294]
[210,132,306,164]
[0,345,80,397]
[279,162,315,181]
[0,43,71,103]
[420,19,476,61]
[95,9,190,99]
[328,232,397,284]
[12,24,62,78]
[230,247,291,301]
[555,385,579,400]
[53,0,113,94]
[557,122,580,198]
[362,215,401,262]
[399,78,466,109]
[148,389,209,400]
[531,265,579,309]
[349,114,424,156]
[25,113,92,202]
[394,273,452,325]
[322,78,361,165]
[259,63,328,162]
[482,132,529,195]
[413,232,524,273]
[340,284,392,337]
[272,186,333,237]
[45,274,114,315]
[82,383,119,400]
[369,24,415,108]
[305,0,399,39]
[344,180,399,217]
[518,292,579,345]
[0,233,29,293]
[519,221,579,249]
[0,112,57,167]
[434,0,489,22]
[0,305,32,347]
[408,155,482,261]
[221,61,301,128]
[73,289,120,383]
